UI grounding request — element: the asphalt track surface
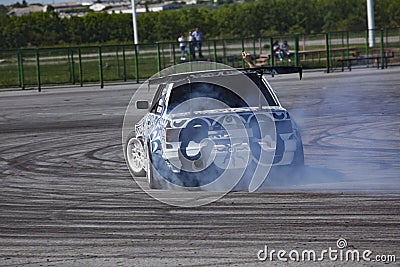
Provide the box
[0,67,399,266]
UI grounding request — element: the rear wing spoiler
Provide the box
[148,66,302,85]
[239,66,303,80]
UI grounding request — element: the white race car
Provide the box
[125,67,304,190]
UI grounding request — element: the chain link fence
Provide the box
[0,27,399,90]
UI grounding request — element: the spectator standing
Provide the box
[188,31,196,60]
[192,27,203,58]
[178,34,186,60]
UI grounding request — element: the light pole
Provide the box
[367,0,375,47]
[131,0,138,45]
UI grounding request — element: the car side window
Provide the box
[150,97,162,114]
[150,84,167,115]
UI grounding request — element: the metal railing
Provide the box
[0,27,399,90]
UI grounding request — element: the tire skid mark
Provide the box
[3,130,124,177]
[1,70,400,265]
[84,143,125,164]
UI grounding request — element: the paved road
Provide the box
[0,68,399,266]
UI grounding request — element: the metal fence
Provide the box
[0,27,399,90]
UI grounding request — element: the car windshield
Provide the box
[167,75,277,113]
[167,82,247,113]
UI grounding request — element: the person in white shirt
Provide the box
[192,27,203,58]
[178,34,186,60]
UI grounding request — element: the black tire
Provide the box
[147,145,184,189]
[292,142,304,166]
[291,133,304,168]
[290,121,305,168]
[146,143,157,189]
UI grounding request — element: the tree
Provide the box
[63,16,85,44]
[0,5,8,14]
[108,13,133,42]
[1,0,400,49]
[2,16,30,48]
[11,1,28,8]
[82,12,112,43]
[376,0,400,28]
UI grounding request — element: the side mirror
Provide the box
[136,100,149,110]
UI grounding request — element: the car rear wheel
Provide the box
[125,133,146,177]
[290,122,304,168]
[146,143,159,189]
[292,143,304,166]
[291,135,304,168]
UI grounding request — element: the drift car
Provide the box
[125,67,304,190]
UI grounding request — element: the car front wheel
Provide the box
[125,134,146,177]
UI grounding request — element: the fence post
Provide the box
[134,44,139,83]
[122,46,127,82]
[207,40,211,60]
[346,31,350,60]
[70,48,75,85]
[116,46,120,78]
[78,47,83,87]
[380,29,384,69]
[325,32,330,73]
[365,30,370,65]
[294,35,299,67]
[269,37,274,66]
[172,42,176,65]
[222,40,226,64]
[17,50,25,89]
[161,44,165,69]
[36,49,41,92]
[157,43,161,72]
[98,46,104,88]
[213,40,217,62]
[252,37,256,58]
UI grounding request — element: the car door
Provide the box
[145,83,170,153]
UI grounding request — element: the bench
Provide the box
[255,52,292,65]
[256,47,358,66]
[297,47,358,62]
[255,53,270,66]
[336,51,395,71]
